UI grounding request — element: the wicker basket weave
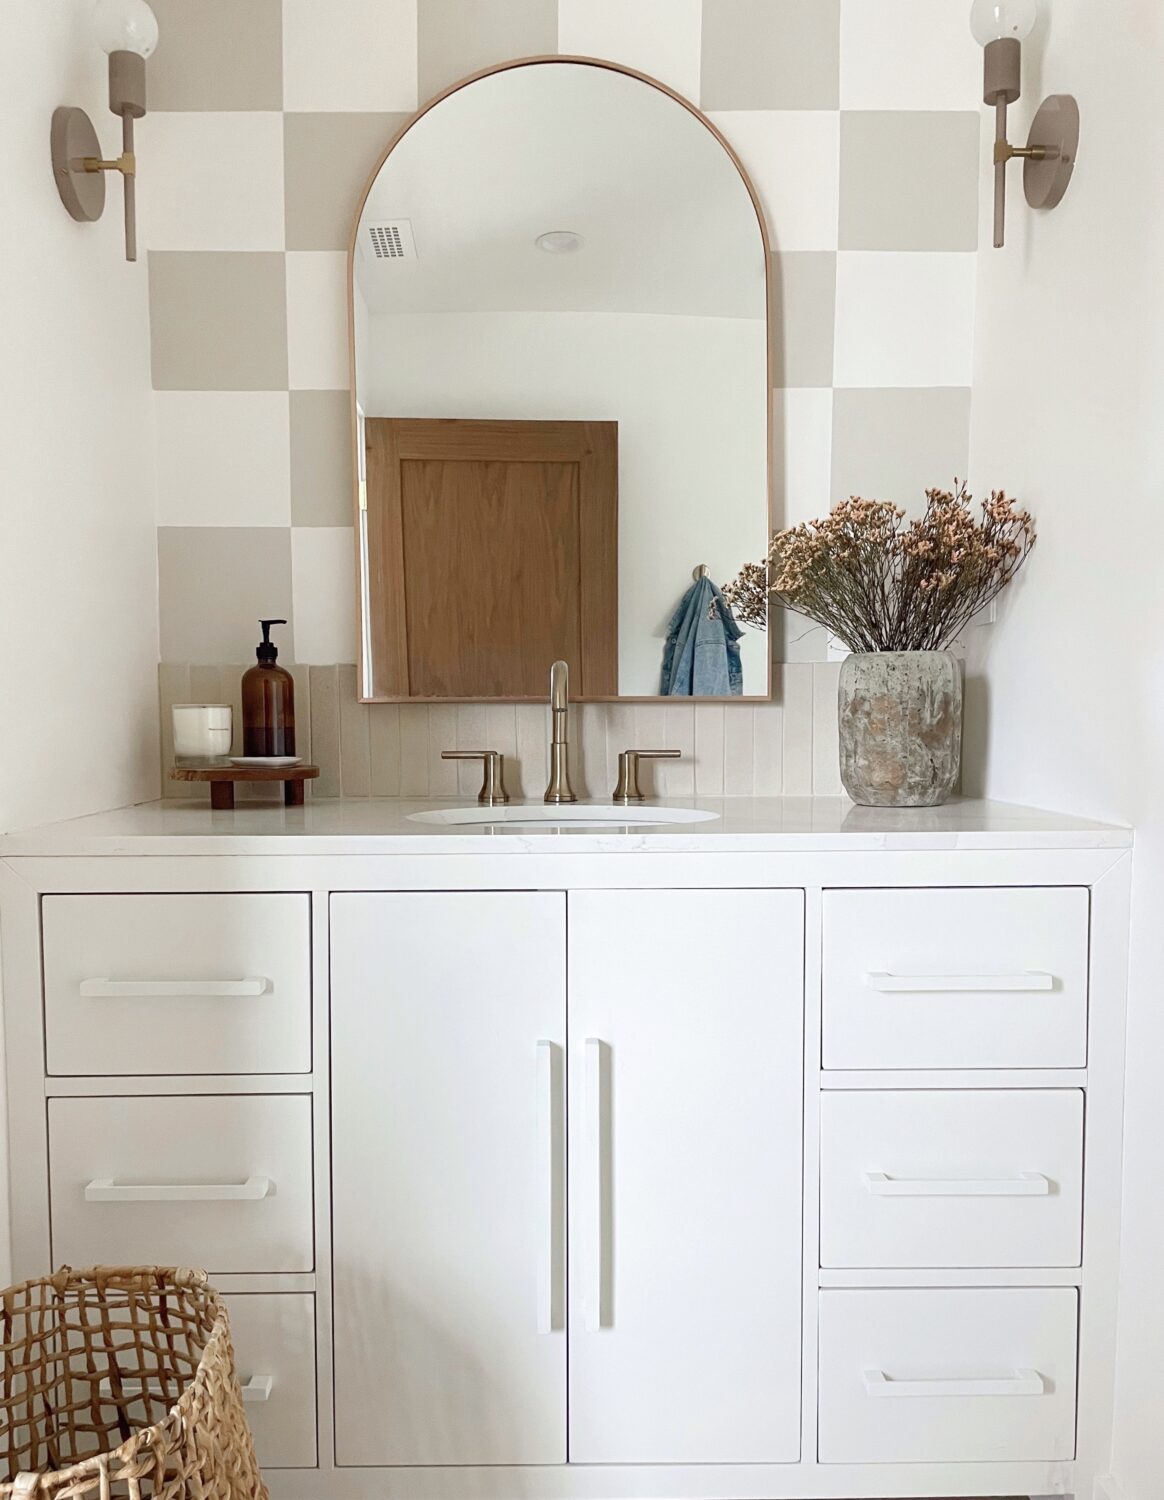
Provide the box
[0,1266,267,1500]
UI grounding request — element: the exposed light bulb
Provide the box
[93,0,159,57]
[535,230,584,255]
[969,0,1037,46]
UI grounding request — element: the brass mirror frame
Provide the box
[347,55,775,703]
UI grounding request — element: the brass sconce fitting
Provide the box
[51,1,158,262]
[971,3,1079,249]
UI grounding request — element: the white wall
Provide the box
[363,310,768,695]
[965,5,1164,1495]
[0,0,160,834]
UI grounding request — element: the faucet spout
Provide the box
[544,659,577,803]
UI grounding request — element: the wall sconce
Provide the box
[970,0,1079,248]
[51,0,159,262]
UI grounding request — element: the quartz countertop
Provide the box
[0,796,1132,857]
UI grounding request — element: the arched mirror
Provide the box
[350,58,771,702]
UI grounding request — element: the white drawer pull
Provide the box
[85,1175,272,1203]
[862,1171,1050,1197]
[79,978,270,998]
[863,971,1053,993]
[99,1374,272,1403]
[863,1367,1045,1398]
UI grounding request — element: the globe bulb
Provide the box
[93,0,159,57]
[969,0,1037,45]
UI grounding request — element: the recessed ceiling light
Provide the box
[535,230,584,254]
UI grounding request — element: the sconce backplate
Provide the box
[1024,94,1080,212]
[51,106,106,223]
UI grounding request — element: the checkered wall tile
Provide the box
[147,0,982,798]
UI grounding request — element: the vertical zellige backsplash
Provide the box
[160,664,845,802]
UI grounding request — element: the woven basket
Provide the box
[0,1266,267,1500]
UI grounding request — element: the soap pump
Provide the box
[241,618,296,756]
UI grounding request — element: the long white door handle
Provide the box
[79,978,270,998]
[536,1040,563,1335]
[99,1374,273,1403]
[862,1171,1051,1197]
[863,1368,1045,1398]
[863,971,1053,993]
[85,1176,272,1203]
[584,1037,609,1332]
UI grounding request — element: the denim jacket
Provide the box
[660,575,744,697]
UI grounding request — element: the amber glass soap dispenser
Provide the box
[242,618,296,756]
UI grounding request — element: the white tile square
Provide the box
[558,0,702,102]
[724,705,755,794]
[694,704,725,794]
[833,252,977,387]
[774,388,833,528]
[840,0,980,110]
[283,0,417,111]
[286,252,350,390]
[155,393,291,526]
[143,113,284,251]
[290,527,358,661]
[706,111,839,251]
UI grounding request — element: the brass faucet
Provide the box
[544,660,577,804]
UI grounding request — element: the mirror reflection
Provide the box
[352,59,770,701]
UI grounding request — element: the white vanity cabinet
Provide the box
[0,797,1133,1500]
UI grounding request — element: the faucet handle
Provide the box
[612,749,681,803]
[442,750,510,806]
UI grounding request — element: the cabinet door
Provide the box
[567,889,804,1463]
[331,892,566,1467]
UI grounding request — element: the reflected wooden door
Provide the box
[365,418,618,698]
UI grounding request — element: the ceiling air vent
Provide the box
[365,219,417,261]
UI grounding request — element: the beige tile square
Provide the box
[708,112,839,252]
[284,0,417,111]
[155,393,291,527]
[771,252,836,387]
[833,252,976,387]
[309,666,341,796]
[558,0,702,101]
[694,704,725,793]
[148,0,282,111]
[149,253,287,391]
[724,706,755,794]
[831,387,971,507]
[399,705,431,795]
[284,113,409,251]
[144,113,284,251]
[753,698,784,794]
[428,705,458,794]
[158,527,293,662]
[290,391,353,526]
[290,528,358,663]
[286,252,349,390]
[417,0,559,100]
[840,112,979,251]
[338,665,371,796]
[840,0,980,111]
[701,0,840,110]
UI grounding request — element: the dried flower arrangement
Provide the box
[722,482,1036,653]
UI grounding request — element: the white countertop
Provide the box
[0,796,1132,856]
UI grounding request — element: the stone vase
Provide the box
[838,650,962,808]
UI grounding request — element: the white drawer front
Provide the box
[822,887,1089,1069]
[821,1090,1084,1268]
[43,894,311,1077]
[49,1095,313,1273]
[818,1288,1078,1463]
[223,1294,317,1469]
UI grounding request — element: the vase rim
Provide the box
[843,648,957,658]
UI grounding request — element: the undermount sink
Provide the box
[408,804,719,828]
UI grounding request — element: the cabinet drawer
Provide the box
[821,1090,1083,1268]
[49,1095,314,1273]
[818,1288,1078,1463]
[43,894,311,1077]
[223,1294,317,1469]
[822,887,1089,1069]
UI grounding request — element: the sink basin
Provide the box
[408,804,719,828]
